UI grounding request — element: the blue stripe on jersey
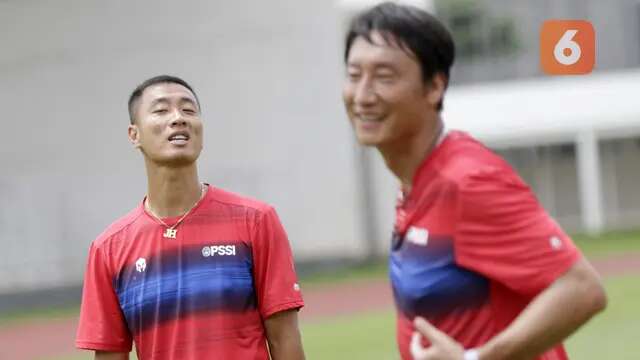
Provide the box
[114,243,255,334]
[390,235,488,318]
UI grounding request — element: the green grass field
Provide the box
[7,230,640,360]
[565,274,640,359]
[573,229,640,257]
[302,274,640,360]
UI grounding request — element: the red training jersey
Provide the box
[76,185,304,359]
[391,131,580,360]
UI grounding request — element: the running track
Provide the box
[1,253,638,360]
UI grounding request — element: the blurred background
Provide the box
[1,0,639,359]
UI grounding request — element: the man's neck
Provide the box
[378,117,443,191]
[144,162,203,218]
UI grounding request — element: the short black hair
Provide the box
[344,2,455,110]
[127,75,200,124]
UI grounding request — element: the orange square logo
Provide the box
[540,20,595,75]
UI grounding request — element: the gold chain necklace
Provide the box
[145,183,206,239]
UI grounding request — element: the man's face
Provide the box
[128,83,203,166]
[343,32,437,148]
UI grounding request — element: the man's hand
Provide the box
[410,317,465,360]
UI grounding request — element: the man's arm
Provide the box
[264,309,305,360]
[478,257,606,359]
[411,257,607,360]
[95,351,129,360]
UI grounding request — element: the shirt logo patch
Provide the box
[406,226,429,246]
[202,245,237,257]
[549,236,563,250]
[135,258,147,272]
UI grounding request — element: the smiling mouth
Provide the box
[357,117,385,130]
[169,134,188,140]
[168,133,190,144]
[355,113,385,122]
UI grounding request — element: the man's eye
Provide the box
[153,109,167,114]
[183,109,196,115]
[376,74,395,82]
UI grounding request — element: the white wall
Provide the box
[3,0,640,295]
[0,0,367,293]
[601,137,640,229]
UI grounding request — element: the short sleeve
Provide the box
[454,167,580,297]
[251,207,304,319]
[76,242,132,352]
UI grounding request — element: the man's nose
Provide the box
[353,77,377,105]
[169,110,187,126]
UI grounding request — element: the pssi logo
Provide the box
[202,245,237,257]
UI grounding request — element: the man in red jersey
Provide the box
[342,3,606,360]
[76,75,305,360]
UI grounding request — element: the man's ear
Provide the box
[128,123,141,149]
[426,73,447,109]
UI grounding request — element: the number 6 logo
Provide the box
[554,30,580,65]
[541,20,595,75]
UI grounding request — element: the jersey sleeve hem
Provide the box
[75,341,132,353]
[262,300,305,319]
[535,249,582,292]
